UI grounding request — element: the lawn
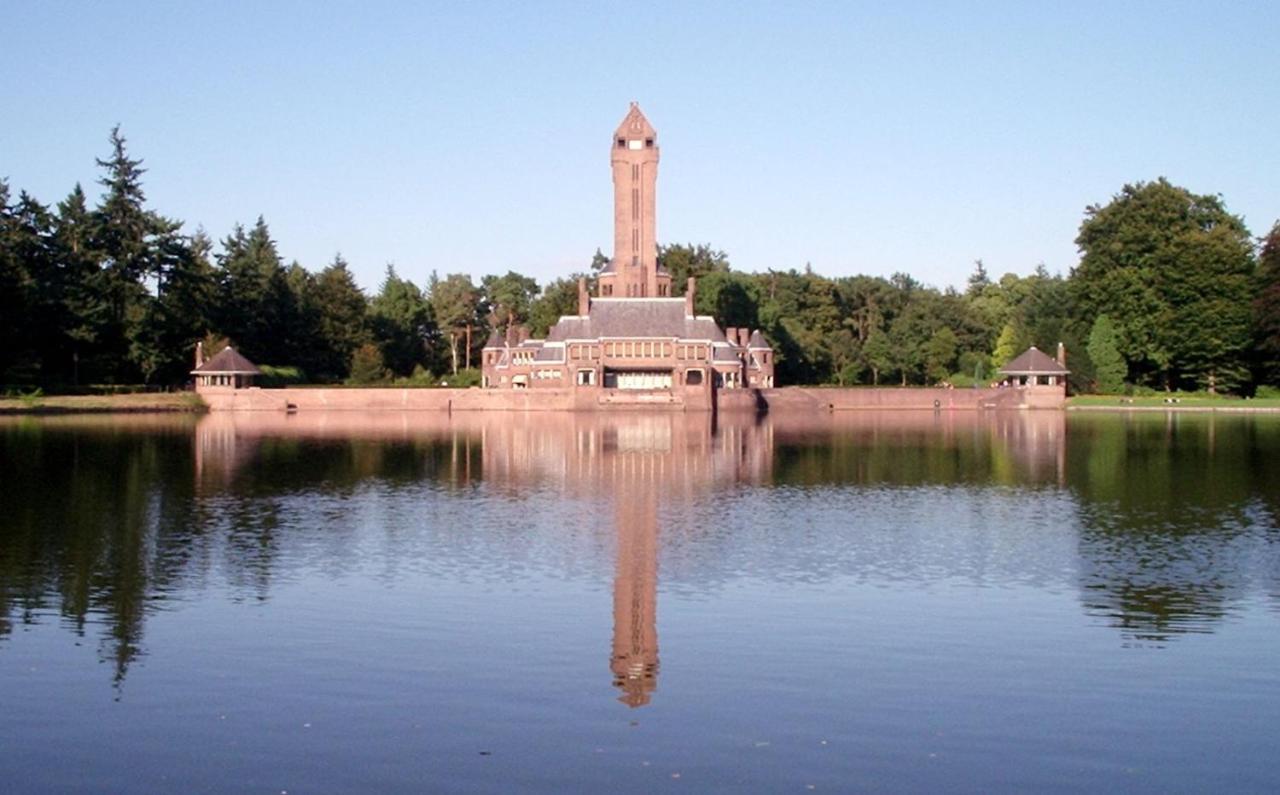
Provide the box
[0,392,207,414]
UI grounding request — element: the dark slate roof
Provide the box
[713,346,741,362]
[483,330,503,349]
[544,298,728,342]
[193,346,261,375]
[747,330,769,349]
[599,259,617,274]
[1000,346,1069,375]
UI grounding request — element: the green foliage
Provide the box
[428,272,482,374]
[1253,221,1280,385]
[346,343,388,385]
[369,265,433,377]
[1073,178,1255,391]
[991,322,1029,370]
[257,365,308,387]
[529,276,585,337]
[393,364,438,387]
[1087,315,1127,394]
[924,327,959,383]
[658,243,729,294]
[482,271,539,335]
[439,367,481,388]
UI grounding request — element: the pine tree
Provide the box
[1087,315,1127,394]
[311,255,369,379]
[369,265,433,376]
[1253,221,1280,386]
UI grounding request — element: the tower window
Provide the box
[645,138,654,148]
[617,138,625,148]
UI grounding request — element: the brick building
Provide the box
[482,104,775,396]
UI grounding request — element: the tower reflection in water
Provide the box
[477,412,773,708]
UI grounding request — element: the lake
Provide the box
[1,410,1278,793]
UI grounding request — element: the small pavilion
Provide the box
[1000,345,1070,387]
[192,344,261,390]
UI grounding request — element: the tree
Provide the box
[529,275,586,337]
[991,322,1028,370]
[862,327,892,386]
[310,255,368,380]
[131,227,216,384]
[429,272,481,374]
[657,243,729,294]
[924,327,959,383]
[1072,178,1254,390]
[347,343,388,384]
[1087,315,1126,394]
[1253,221,1280,386]
[482,271,539,336]
[369,266,433,377]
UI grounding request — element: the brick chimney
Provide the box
[578,277,590,316]
[685,277,697,315]
[195,340,204,369]
[1056,341,1066,367]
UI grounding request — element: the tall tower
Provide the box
[601,103,669,299]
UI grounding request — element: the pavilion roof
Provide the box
[192,346,261,375]
[999,346,1069,375]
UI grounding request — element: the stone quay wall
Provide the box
[198,384,1063,413]
[763,385,1065,412]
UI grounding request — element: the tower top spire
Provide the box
[614,102,656,142]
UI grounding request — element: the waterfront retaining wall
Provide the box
[199,384,1064,413]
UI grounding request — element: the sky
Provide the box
[3,1,1277,294]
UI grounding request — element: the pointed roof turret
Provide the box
[614,101,657,142]
[191,346,261,375]
[483,329,504,349]
[748,330,770,349]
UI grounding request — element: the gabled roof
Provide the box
[192,346,261,375]
[1000,346,1069,375]
[544,298,727,342]
[614,102,656,141]
[483,330,503,349]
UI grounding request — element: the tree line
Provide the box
[3,130,1278,393]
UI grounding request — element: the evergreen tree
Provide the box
[310,255,369,380]
[1087,315,1127,394]
[481,271,539,336]
[53,184,104,385]
[91,126,161,380]
[131,227,216,383]
[369,265,433,376]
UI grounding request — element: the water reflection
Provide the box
[1,410,1278,695]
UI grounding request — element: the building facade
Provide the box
[483,104,774,398]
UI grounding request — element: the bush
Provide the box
[347,344,389,385]
[440,368,481,388]
[1254,385,1280,400]
[257,365,309,387]
[393,365,438,387]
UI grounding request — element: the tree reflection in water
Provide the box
[1,410,1278,692]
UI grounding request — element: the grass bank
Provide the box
[0,392,207,415]
[1068,394,1280,412]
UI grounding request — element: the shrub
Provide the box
[257,365,309,387]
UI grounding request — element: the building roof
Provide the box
[544,298,729,342]
[192,346,261,375]
[747,330,769,349]
[483,330,503,349]
[999,346,1069,375]
[614,102,656,141]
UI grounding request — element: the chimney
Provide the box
[726,327,737,347]
[195,340,204,368]
[740,328,750,347]
[1056,341,1066,367]
[685,277,697,315]
[578,277,590,316]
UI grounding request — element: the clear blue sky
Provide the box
[3,1,1276,293]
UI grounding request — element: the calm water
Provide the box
[1,410,1278,793]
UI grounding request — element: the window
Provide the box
[577,369,596,386]
[686,369,703,385]
[617,138,625,148]
[645,138,654,148]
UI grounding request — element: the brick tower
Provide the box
[599,103,670,299]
